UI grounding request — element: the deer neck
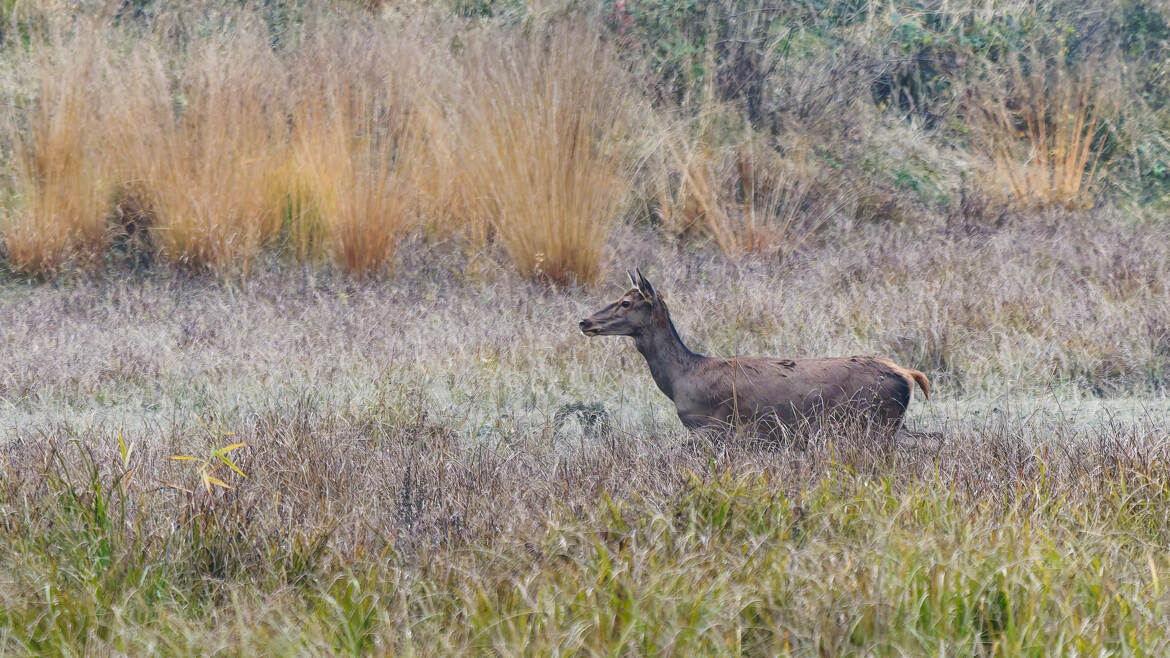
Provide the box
[633,305,702,401]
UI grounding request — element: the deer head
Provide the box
[579,269,660,337]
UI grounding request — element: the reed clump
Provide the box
[440,26,640,284]
[5,28,115,274]
[654,125,853,259]
[133,37,289,271]
[286,30,427,275]
[971,51,1119,210]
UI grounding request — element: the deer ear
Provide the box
[627,269,639,289]
[635,268,656,301]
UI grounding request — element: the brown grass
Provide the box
[448,26,639,284]
[287,31,425,275]
[129,36,289,272]
[1,10,636,282]
[654,124,852,258]
[4,28,114,273]
[973,51,1118,210]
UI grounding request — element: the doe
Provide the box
[578,269,930,442]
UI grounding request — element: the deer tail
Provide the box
[908,369,930,400]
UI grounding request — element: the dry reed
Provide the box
[974,50,1117,210]
[655,126,850,258]
[133,37,289,271]
[450,25,638,284]
[5,28,114,273]
[287,32,424,275]
[2,12,635,282]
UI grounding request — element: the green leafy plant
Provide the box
[167,439,248,495]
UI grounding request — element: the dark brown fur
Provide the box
[579,270,930,441]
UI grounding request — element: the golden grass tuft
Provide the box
[973,51,1118,210]
[655,126,850,258]
[129,37,289,272]
[5,29,114,274]
[290,95,419,275]
[448,25,638,284]
[412,94,478,245]
[285,33,424,276]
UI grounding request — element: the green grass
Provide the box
[2,427,1168,655]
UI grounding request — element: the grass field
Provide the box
[3,0,1170,655]
[3,220,1170,654]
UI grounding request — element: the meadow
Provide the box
[2,0,1170,655]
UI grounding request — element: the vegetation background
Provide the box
[1,0,1170,654]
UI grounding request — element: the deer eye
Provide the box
[620,301,631,308]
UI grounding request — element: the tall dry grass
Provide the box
[973,51,1118,210]
[287,32,426,275]
[1,10,638,282]
[0,2,1161,282]
[129,37,289,271]
[654,124,852,258]
[447,26,639,284]
[5,28,114,273]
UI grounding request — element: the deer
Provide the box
[578,269,930,442]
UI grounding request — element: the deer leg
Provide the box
[679,413,733,442]
[675,413,724,454]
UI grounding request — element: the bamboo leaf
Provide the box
[217,454,248,478]
[206,475,232,490]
